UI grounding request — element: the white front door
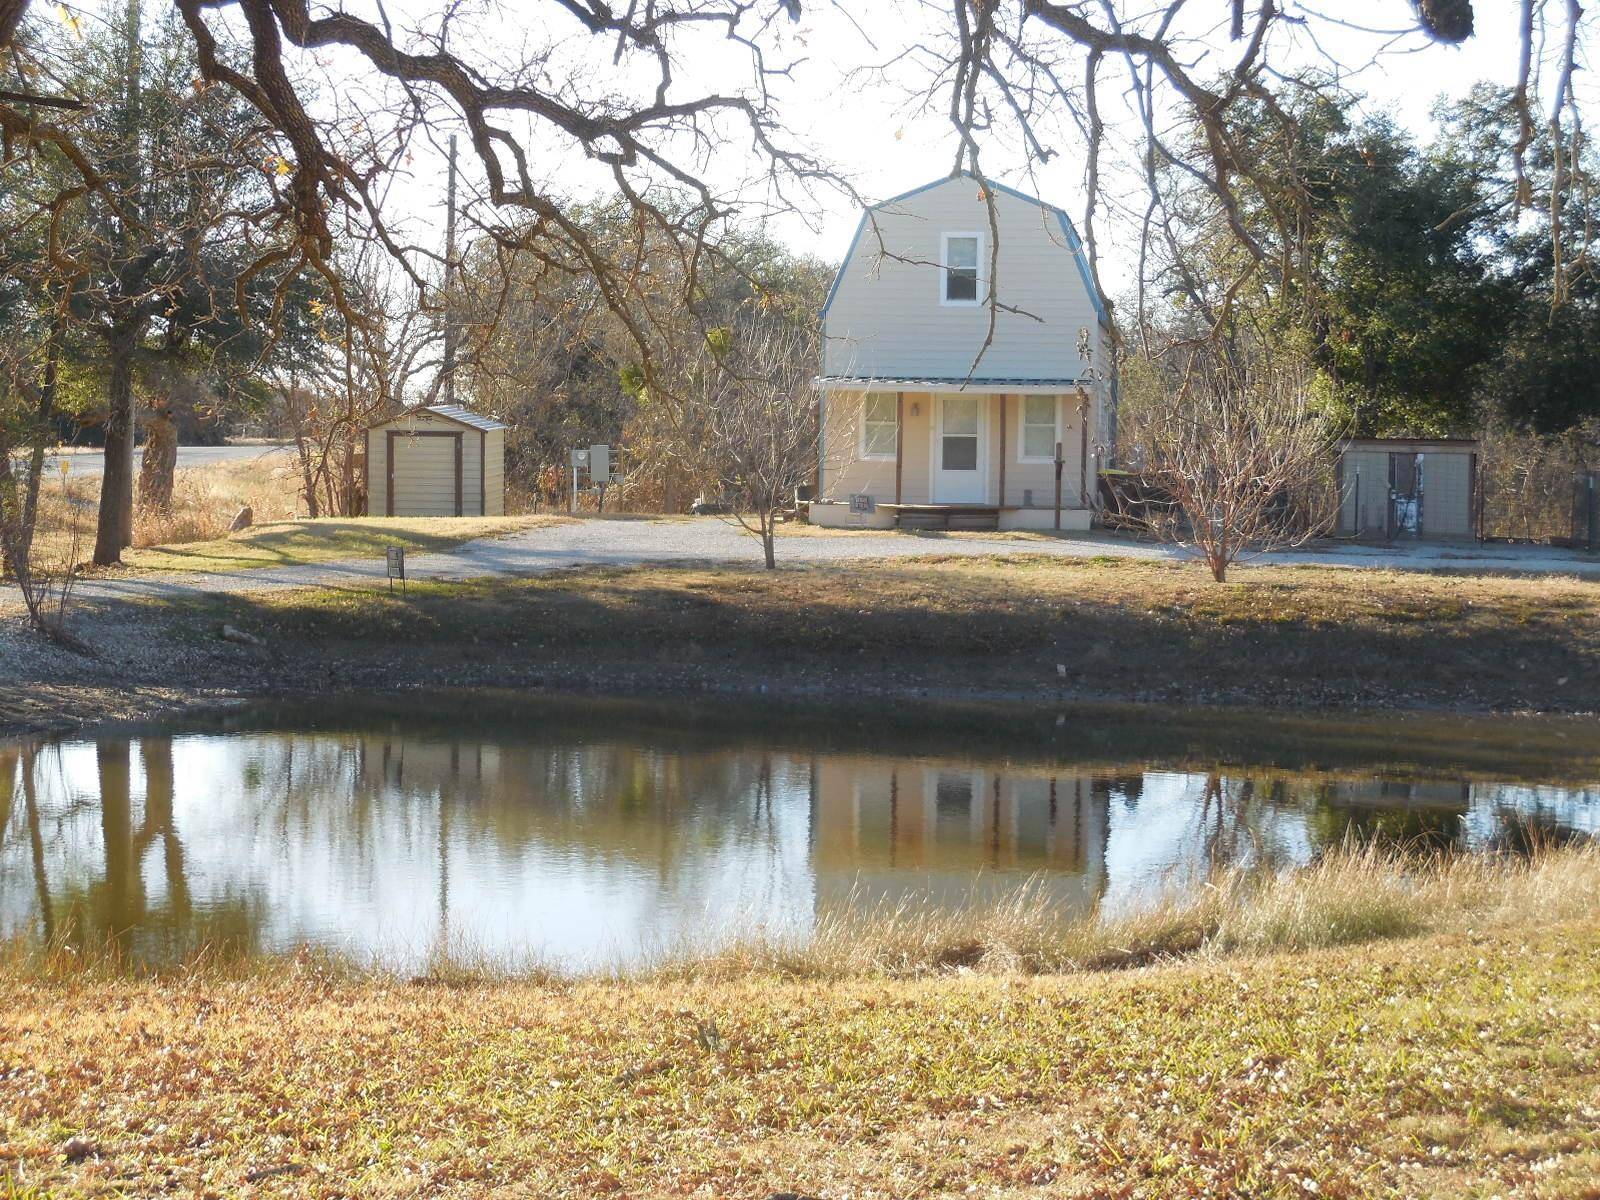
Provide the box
[933,394,986,503]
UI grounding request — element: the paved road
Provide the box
[43,442,292,477]
[10,517,1598,611]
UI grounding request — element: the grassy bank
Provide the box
[190,555,1600,712]
[4,848,1599,1198]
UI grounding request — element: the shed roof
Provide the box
[370,404,510,433]
[1338,437,1479,451]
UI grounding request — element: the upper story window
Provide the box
[941,233,981,305]
[1020,395,1059,462]
[860,392,898,459]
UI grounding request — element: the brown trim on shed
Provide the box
[479,430,486,516]
[385,429,463,517]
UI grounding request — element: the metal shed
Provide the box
[366,404,508,517]
[1336,438,1479,541]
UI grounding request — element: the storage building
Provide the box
[1336,438,1478,541]
[366,405,508,517]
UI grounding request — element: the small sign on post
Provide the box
[386,546,406,592]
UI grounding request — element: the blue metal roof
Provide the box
[816,375,1094,391]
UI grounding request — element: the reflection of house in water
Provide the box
[359,735,500,800]
[811,757,1110,916]
[1310,778,1474,844]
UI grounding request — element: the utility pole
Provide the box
[441,133,459,407]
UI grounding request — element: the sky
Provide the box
[55,0,1596,283]
[343,0,1593,284]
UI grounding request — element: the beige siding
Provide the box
[1339,449,1391,536]
[823,178,1104,381]
[997,394,1091,509]
[368,410,509,517]
[389,435,459,516]
[821,389,1095,509]
[1422,451,1474,537]
[820,390,904,504]
[483,429,505,516]
[1338,443,1477,539]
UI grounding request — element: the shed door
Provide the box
[390,433,462,517]
[1388,452,1422,538]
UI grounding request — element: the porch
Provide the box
[814,382,1100,532]
[808,500,1094,532]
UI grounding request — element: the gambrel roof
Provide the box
[820,172,1108,327]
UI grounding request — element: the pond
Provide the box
[3,695,1598,972]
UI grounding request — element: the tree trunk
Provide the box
[93,331,137,565]
[762,512,776,569]
[1,320,61,576]
[137,403,177,511]
[292,429,320,518]
[0,0,29,53]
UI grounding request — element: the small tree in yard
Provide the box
[688,319,818,569]
[1143,351,1341,583]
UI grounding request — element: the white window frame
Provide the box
[1018,394,1060,463]
[939,232,984,307]
[858,392,899,461]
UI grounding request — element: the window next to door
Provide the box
[859,392,898,460]
[941,233,981,305]
[1019,395,1059,462]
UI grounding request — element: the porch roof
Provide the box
[815,375,1091,395]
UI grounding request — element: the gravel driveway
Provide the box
[5,517,1598,612]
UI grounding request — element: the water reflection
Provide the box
[3,705,1597,971]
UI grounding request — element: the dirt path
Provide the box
[6,517,1600,612]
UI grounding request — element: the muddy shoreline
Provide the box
[6,554,1600,739]
[6,638,1600,747]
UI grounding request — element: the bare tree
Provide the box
[1141,350,1341,582]
[681,318,819,569]
[1,445,84,643]
[889,0,1593,365]
[2,0,843,414]
[267,252,443,518]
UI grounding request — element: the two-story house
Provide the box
[811,172,1115,531]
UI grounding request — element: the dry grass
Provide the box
[644,842,1600,981]
[22,454,554,573]
[130,455,303,548]
[3,849,1599,1197]
[27,454,302,568]
[197,555,1600,711]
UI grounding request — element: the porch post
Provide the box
[998,394,1007,508]
[894,391,904,505]
[1077,387,1090,508]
